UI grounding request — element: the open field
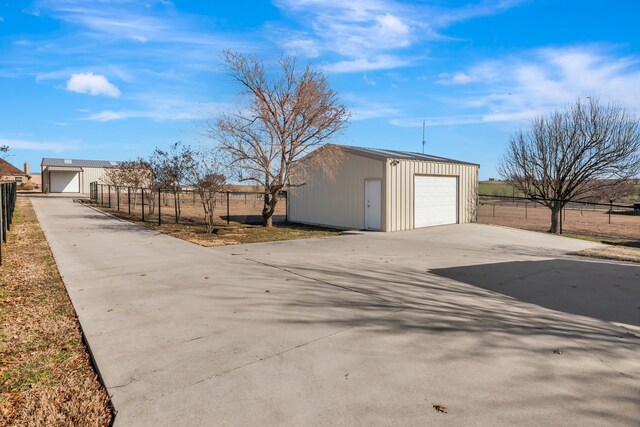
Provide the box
[478,203,639,241]
[0,199,111,426]
[479,182,525,197]
[95,188,287,225]
[477,202,640,262]
[479,181,640,200]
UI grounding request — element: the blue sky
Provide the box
[2,0,640,179]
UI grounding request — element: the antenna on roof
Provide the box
[422,120,426,154]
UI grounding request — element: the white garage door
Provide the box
[414,176,457,228]
[50,171,80,193]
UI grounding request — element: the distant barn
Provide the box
[41,158,120,194]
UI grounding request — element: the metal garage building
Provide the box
[288,146,479,232]
[41,158,119,194]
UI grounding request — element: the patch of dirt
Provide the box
[84,202,342,246]
[478,204,640,241]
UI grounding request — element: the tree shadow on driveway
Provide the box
[429,259,640,328]
[244,256,640,424]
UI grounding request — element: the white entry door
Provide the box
[365,179,381,230]
[50,171,80,193]
[414,176,457,227]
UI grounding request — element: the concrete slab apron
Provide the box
[31,198,640,426]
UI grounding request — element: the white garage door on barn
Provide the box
[50,171,80,193]
[414,175,458,227]
[288,146,478,232]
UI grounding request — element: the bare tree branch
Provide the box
[498,97,640,233]
[210,51,350,227]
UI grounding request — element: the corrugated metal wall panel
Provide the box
[289,153,385,230]
[385,159,478,232]
[80,167,109,193]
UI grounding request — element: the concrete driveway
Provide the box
[31,197,640,426]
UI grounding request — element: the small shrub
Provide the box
[17,182,35,191]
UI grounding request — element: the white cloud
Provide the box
[81,97,231,122]
[342,93,402,121]
[428,46,640,126]
[274,0,522,73]
[363,74,376,86]
[391,115,484,127]
[322,55,411,73]
[376,13,410,39]
[283,38,322,58]
[351,104,402,121]
[437,62,501,85]
[0,138,78,153]
[130,35,148,43]
[86,110,124,121]
[66,73,121,97]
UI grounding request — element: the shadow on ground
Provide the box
[228,255,640,423]
[430,259,640,327]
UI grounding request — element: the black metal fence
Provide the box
[0,182,18,266]
[89,182,287,226]
[478,194,638,234]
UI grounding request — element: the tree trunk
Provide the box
[173,189,180,223]
[262,192,279,227]
[549,204,562,234]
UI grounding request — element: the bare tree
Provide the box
[103,160,150,209]
[148,141,195,222]
[211,51,349,227]
[593,180,636,204]
[499,97,640,233]
[186,149,226,233]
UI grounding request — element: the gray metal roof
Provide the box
[41,158,121,168]
[342,145,479,166]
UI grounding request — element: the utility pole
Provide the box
[422,120,426,153]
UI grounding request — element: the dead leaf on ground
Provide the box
[433,404,448,414]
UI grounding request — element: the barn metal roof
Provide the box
[41,158,121,168]
[342,146,480,166]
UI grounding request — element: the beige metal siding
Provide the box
[289,153,385,230]
[385,159,478,232]
[42,167,109,193]
[80,167,109,193]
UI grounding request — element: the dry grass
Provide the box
[572,246,640,263]
[0,199,111,426]
[478,203,640,263]
[564,236,640,263]
[88,203,342,246]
